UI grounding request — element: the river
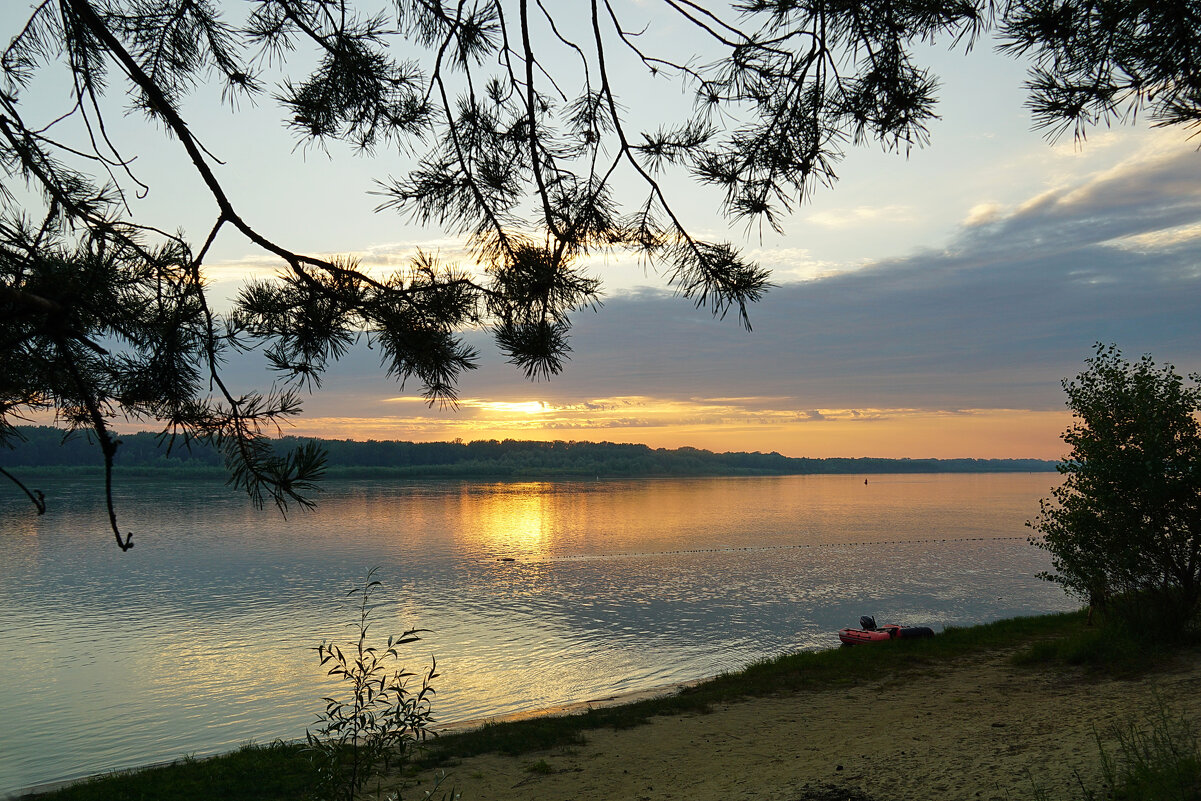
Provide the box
[0,472,1074,794]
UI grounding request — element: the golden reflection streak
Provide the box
[458,483,555,559]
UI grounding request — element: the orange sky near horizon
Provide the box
[274,403,1073,461]
[24,387,1075,461]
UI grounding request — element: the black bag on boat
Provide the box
[897,626,934,639]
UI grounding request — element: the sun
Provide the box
[473,400,549,416]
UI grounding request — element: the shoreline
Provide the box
[403,644,1201,801]
[16,613,1197,801]
[6,678,711,799]
[434,678,707,735]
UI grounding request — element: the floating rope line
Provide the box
[508,535,1029,563]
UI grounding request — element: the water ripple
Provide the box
[0,473,1072,794]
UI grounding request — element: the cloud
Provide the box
[447,143,1201,412]
[805,205,917,229]
[963,203,1004,227]
[1110,222,1201,252]
[740,246,840,281]
[280,401,1015,437]
[219,142,1201,438]
[973,145,1201,257]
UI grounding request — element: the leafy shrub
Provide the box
[1030,345,1201,629]
[307,569,437,801]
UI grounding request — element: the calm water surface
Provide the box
[0,473,1073,793]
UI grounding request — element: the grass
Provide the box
[22,608,1180,801]
[1013,600,1201,674]
[20,741,315,801]
[523,759,554,775]
[1014,621,1147,671]
[1023,701,1201,801]
[1095,703,1201,801]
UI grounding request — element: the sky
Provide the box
[6,2,1201,459]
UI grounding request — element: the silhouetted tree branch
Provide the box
[2,0,1198,547]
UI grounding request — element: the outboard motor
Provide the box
[859,615,877,631]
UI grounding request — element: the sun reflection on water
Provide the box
[457,482,554,559]
[0,472,1075,796]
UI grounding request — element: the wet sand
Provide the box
[398,647,1201,801]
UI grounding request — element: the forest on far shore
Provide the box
[2,426,1057,480]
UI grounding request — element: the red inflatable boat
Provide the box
[838,616,934,646]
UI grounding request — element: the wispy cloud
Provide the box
[208,237,480,284]
[306,387,1047,436]
[1109,222,1201,252]
[278,405,1071,459]
[805,205,917,229]
[215,140,1201,457]
[963,203,1005,227]
[450,141,1201,413]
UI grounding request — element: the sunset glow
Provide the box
[280,396,1073,460]
[10,1,1201,796]
[189,130,1201,462]
[19,47,1201,463]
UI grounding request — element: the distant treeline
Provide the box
[1,426,1057,479]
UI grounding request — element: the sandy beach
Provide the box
[401,647,1201,801]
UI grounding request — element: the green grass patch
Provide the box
[20,741,315,801]
[1025,701,1201,801]
[523,759,554,775]
[1012,605,1201,675]
[1014,623,1144,671]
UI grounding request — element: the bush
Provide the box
[1030,344,1201,627]
[306,569,438,801]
